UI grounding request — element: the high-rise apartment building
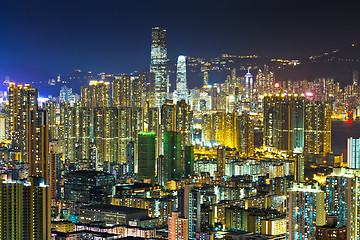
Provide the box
[168,212,188,240]
[235,114,254,156]
[178,184,201,240]
[43,100,57,140]
[28,109,49,184]
[0,176,51,239]
[113,72,147,108]
[287,182,325,240]
[7,83,38,161]
[263,95,305,153]
[325,168,360,238]
[263,95,331,154]
[113,74,132,108]
[304,101,332,154]
[176,100,193,148]
[150,27,169,108]
[347,137,360,168]
[93,107,119,170]
[217,145,226,177]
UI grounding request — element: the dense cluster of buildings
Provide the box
[1,26,360,240]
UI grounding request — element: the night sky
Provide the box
[0,0,359,75]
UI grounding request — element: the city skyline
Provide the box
[2,1,360,239]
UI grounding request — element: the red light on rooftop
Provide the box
[346,103,349,106]
[274,83,280,88]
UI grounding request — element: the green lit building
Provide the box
[184,145,194,178]
[138,132,156,181]
[163,131,182,183]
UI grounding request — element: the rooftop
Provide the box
[81,204,148,214]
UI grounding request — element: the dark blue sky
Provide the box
[0,0,359,75]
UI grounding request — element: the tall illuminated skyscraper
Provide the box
[243,69,253,102]
[203,71,209,86]
[150,27,169,108]
[176,55,187,103]
[347,137,360,169]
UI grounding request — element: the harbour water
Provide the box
[332,120,360,156]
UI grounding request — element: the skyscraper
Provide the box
[325,168,360,239]
[243,69,253,102]
[176,100,193,148]
[150,27,169,108]
[203,71,209,86]
[176,55,187,103]
[304,101,332,154]
[8,83,38,161]
[163,131,182,183]
[235,114,254,156]
[287,182,325,240]
[0,176,51,239]
[263,95,303,152]
[216,145,226,178]
[28,109,49,184]
[347,137,360,169]
[137,132,156,181]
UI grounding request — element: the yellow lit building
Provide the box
[261,218,286,235]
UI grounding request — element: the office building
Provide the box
[176,55,188,103]
[150,27,169,108]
